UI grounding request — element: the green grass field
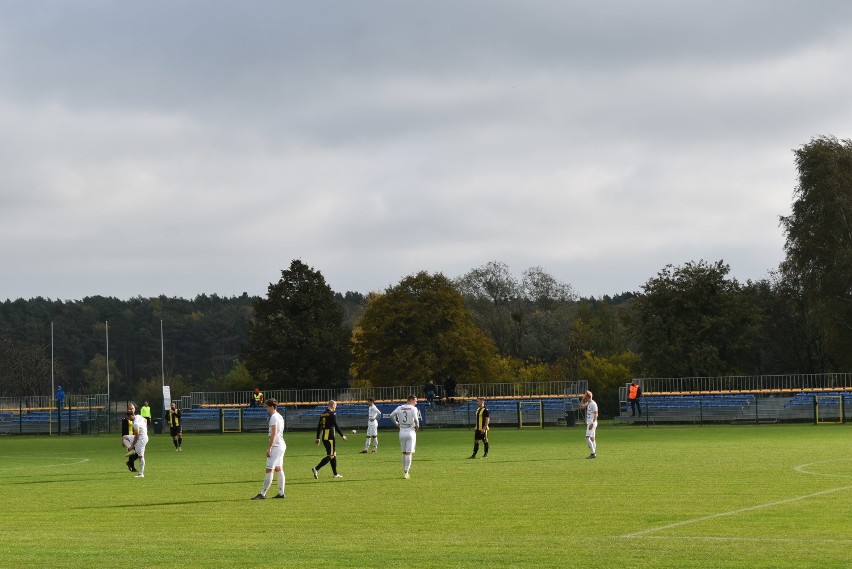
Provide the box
[0,424,849,568]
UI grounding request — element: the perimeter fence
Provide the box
[0,381,587,435]
[617,373,852,425]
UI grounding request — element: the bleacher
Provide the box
[618,393,757,424]
[179,398,577,432]
[784,392,852,407]
[639,394,755,410]
[619,388,852,424]
[0,409,104,434]
[447,398,573,426]
[781,391,851,421]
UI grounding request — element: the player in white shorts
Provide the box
[252,398,286,499]
[360,397,381,454]
[579,390,598,459]
[388,395,421,479]
[128,403,149,477]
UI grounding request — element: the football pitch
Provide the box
[0,424,849,568]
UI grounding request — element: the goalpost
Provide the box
[517,400,543,429]
[814,395,844,424]
[221,408,242,433]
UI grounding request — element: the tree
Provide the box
[244,260,350,390]
[82,353,120,393]
[0,336,53,397]
[577,350,639,416]
[455,261,521,356]
[780,135,852,370]
[456,262,579,362]
[351,272,499,387]
[636,260,761,377]
[744,275,828,375]
[521,266,575,312]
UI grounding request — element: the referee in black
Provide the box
[469,398,490,459]
[311,400,347,479]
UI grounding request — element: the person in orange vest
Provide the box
[628,379,642,417]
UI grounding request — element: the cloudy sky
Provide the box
[2,1,851,301]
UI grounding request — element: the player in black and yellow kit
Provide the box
[469,398,490,459]
[122,410,139,472]
[311,400,347,479]
[167,402,183,451]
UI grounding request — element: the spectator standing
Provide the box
[628,379,642,417]
[312,400,347,479]
[443,374,456,405]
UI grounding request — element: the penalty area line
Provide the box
[622,484,852,538]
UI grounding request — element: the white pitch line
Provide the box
[622,484,852,538]
[794,458,852,478]
[636,535,852,545]
[0,456,90,471]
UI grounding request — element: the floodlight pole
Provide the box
[105,321,110,403]
[160,319,165,388]
[50,321,54,407]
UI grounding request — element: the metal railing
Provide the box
[189,380,587,408]
[638,373,852,394]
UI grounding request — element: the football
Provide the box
[351,429,357,434]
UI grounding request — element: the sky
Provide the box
[2,1,852,302]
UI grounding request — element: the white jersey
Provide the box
[585,400,599,426]
[367,404,381,424]
[389,404,420,430]
[132,415,149,441]
[366,404,381,436]
[268,411,285,448]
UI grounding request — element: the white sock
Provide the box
[373,437,378,450]
[277,471,285,494]
[402,454,412,473]
[261,472,273,496]
[139,457,145,474]
[591,440,596,454]
[587,438,594,453]
[364,438,370,450]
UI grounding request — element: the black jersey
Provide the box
[316,409,343,441]
[121,415,133,436]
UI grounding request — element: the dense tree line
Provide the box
[1,136,850,417]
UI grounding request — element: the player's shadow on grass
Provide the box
[193,479,340,486]
[8,477,103,485]
[72,498,249,510]
[7,472,128,484]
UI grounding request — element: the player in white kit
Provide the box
[388,395,421,479]
[128,403,149,478]
[252,398,286,499]
[579,390,598,459]
[360,397,381,454]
